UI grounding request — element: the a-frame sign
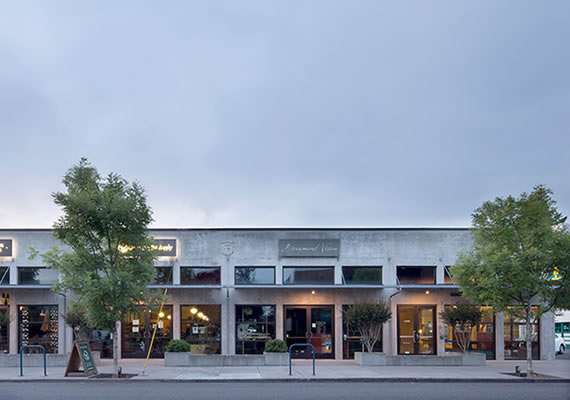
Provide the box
[65,340,98,377]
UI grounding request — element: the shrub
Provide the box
[166,340,191,352]
[439,303,483,353]
[343,301,391,353]
[264,339,288,353]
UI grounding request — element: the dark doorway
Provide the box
[284,305,334,359]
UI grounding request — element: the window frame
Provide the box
[234,267,275,285]
[282,266,335,285]
[179,266,221,285]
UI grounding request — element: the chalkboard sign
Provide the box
[65,341,98,377]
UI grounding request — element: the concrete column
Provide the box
[436,262,444,285]
[436,302,445,356]
[9,263,16,285]
[334,303,343,360]
[221,294,230,355]
[334,262,342,285]
[173,260,180,285]
[540,312,554,360]
[228,296,236,355]
[495,312,505,360]
[9,290,17,354]
[382,320,391,355]
[275,302,284,340]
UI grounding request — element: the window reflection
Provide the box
[181,305,221,354]
[235,305,275,354]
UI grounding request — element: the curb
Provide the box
[1,377,569,384]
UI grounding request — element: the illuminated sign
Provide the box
[550,266,563,281]
[118,239,177,257]
[279,239,340,257]
[0,240,12,257]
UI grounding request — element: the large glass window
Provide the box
[444,305,495,360]
[0,267,9,285]
[153,267,173,285]
[180,267,220,285]
[0,306,8,353]
[180,305,221,354]
[18,268,58,285]
[235,267,275,285]
[397,266,436,285]
[342,267,382,285]
[18,305,58,353]
[504,307,539,360]
[342,304,382,359]
[283,267,334,285]
[235,305,276,354]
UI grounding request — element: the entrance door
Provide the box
[398,305,436,355]
[285,306,334,359]
[122,306,172,358]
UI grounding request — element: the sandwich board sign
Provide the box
[65,340,98,377]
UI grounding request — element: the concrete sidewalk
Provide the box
[3,359,570,383]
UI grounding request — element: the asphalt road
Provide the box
[1,382,569,400]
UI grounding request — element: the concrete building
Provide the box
[0,228,555,361]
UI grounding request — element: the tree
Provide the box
[439,303,482,353]
[41,158,157,377]
[343,301,391,353]
[451,185,570,376]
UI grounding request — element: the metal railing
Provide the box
[288,343,315,376]
[20,345,47,376]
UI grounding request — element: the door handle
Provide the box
[413,331,419,343]
[305,331,313,341]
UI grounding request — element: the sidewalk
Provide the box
[3,359,570,383]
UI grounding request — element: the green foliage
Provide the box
[166,340,191,352]
[264,339,288,353]
[451,185,570,315]
[440,303,482,352]
[343,301,391,352]
[63,302,92,340]
[451,185,570,373]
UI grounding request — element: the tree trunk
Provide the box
[525,304,534,378]
[113,320,120,378]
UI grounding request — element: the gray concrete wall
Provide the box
[1,228,556,362]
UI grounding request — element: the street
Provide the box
[1,382,568,400]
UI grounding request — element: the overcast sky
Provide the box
[1,1,568,228]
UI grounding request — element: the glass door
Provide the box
[285,306,334,359]
[122,306,172,358]
[398,305,436,355]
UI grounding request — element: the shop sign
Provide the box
[118,239,177,257]
[0,240,12,257]
[279,239,340,258]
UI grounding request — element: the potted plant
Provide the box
[440,302,486,365]
[344,301,391,365]
[264,339,288,366]
[164,340,191,366]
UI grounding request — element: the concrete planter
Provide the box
[164,352,190,367]
[264,352,288,366]
[165,353,267,367]
[354,352,387,366]
[386,352,486,366]
[0,353,68,367]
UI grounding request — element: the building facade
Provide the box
[0,228,555,361]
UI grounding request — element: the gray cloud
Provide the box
[0,1,568,228]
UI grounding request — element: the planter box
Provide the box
[165,353,266,367]
[0,353,68,367]
[264,352,288,366]
[354,352,387,366]
[164,352,190,367]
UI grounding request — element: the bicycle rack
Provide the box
[288,343,316,376]
[20,345,47,376]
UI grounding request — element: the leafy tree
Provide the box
[451,185,570,376]
[439,303,482,353]
[343,301,391,353]
[63,302,92,341]
[40,158,157,377]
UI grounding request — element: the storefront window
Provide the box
[153,267,173,285]
[235,305,275,354]
[397,266,436,285]
[283,267,334,285]
[18,267,58,285]
[342,267,382,285]
[504,307,539,360]
[180,267,221,285]
[235,267,275,285]
[181,305,221,354]
[0,306,8,353]
[18,305,58,353]
[444,305,495,360]
[342,304,382,359]
[0,267,9,285]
